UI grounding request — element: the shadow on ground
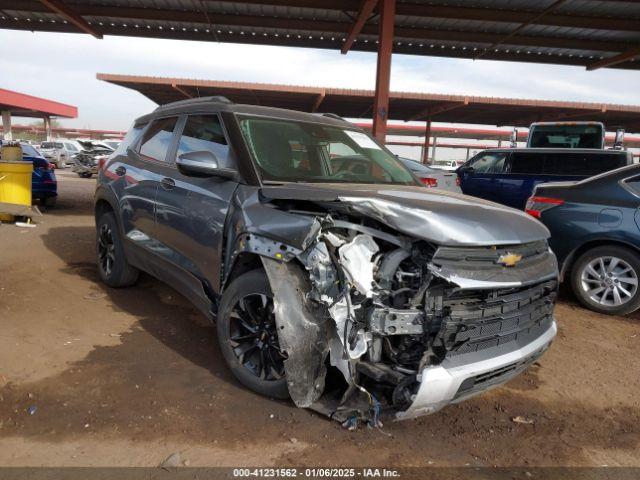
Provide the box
[1,226,637,466]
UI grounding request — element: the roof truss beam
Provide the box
[209,0,640,32]
[37,0,101,38]
[3,2,635,55]
[171,83,193,99]
[507,107,608,126]
[587,48,640,70]
[341,0,378,54]
[409,99,469,121]
[475,0,569,60]
[311,90,325,112]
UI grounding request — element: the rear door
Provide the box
[115,116,180,259]
[459,151,508,202]
[153,113,240,310]
[502,152,548,209]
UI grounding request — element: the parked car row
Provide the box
[454,146,640,316]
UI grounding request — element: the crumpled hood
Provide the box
[260,183,550,247]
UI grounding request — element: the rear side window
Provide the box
[113,123,145,156]
[138,117,178,162]
[510,152,544,174]
[543,153,626,176]
[470,152,507,173]
[176,115,234,169]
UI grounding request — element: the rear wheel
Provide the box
[217,270,289,399]
[96,212,139,287]
[571,245,640,315]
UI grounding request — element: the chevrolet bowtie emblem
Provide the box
[497,253,522,267]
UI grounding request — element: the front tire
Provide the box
[96,212,139,288]
[571,245,640,315]
[217,270,289,399]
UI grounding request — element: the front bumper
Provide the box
[396,320,557,420]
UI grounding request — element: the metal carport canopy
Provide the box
[8,0,640,139]
[97,73,640,132]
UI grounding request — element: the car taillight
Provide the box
[420,177,438,188]
[47,162,54,171]
[525,196,564,218]
[98,156,107,171]
[455,176,461,186]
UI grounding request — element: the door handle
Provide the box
[161,177,176,190]
[115,166,126,177]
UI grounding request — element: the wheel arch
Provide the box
[561,238,640,281]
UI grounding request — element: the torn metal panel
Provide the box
[428,243,559,289]
[338,234,379,297]
[259,183,549,247]
[261,257,329,408]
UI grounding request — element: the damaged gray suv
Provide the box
[95,97,558,422]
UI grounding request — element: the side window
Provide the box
[176,115,234,169]
[113,122,146,156]
[470,152,507,173]
[510,153,544,174]
[138,117,178,162]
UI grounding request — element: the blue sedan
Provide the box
[21,143,58,207]
[526,164,640,315]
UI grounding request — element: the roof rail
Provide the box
[155,95,233,111]
[319,112,348,121]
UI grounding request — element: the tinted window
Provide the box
[401,158,433,174]
[470,152,507,173]
[21,144,42,158]
[510,152,544,174]
[138,117,178,162]
[544,152,626,176]
[176,115,234,168]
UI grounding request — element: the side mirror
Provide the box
[176,150,237,180]
[613,128,625,150]
[457,165,474,174]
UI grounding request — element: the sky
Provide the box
[2,29,640,133]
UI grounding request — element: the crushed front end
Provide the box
[233,187,558,422]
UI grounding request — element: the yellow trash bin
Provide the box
[0,161,33,221]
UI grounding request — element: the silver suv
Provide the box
[94,97,558,423]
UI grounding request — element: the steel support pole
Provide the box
[44,116,52,141]
[466,147,470,160]
[372,0,395,143]
[1,111,11,142]
[431,135,438,162]
[421,117,431,164]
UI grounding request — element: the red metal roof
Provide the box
[0,124,124,139]
[97,73,640,132]
[3,1,640,70]
[0,88,77,118]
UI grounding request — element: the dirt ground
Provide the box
[0,169,639,468]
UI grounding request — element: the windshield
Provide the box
[529,124,604,148]
[238,116,416,185]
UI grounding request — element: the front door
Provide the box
[459,151,508,204]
